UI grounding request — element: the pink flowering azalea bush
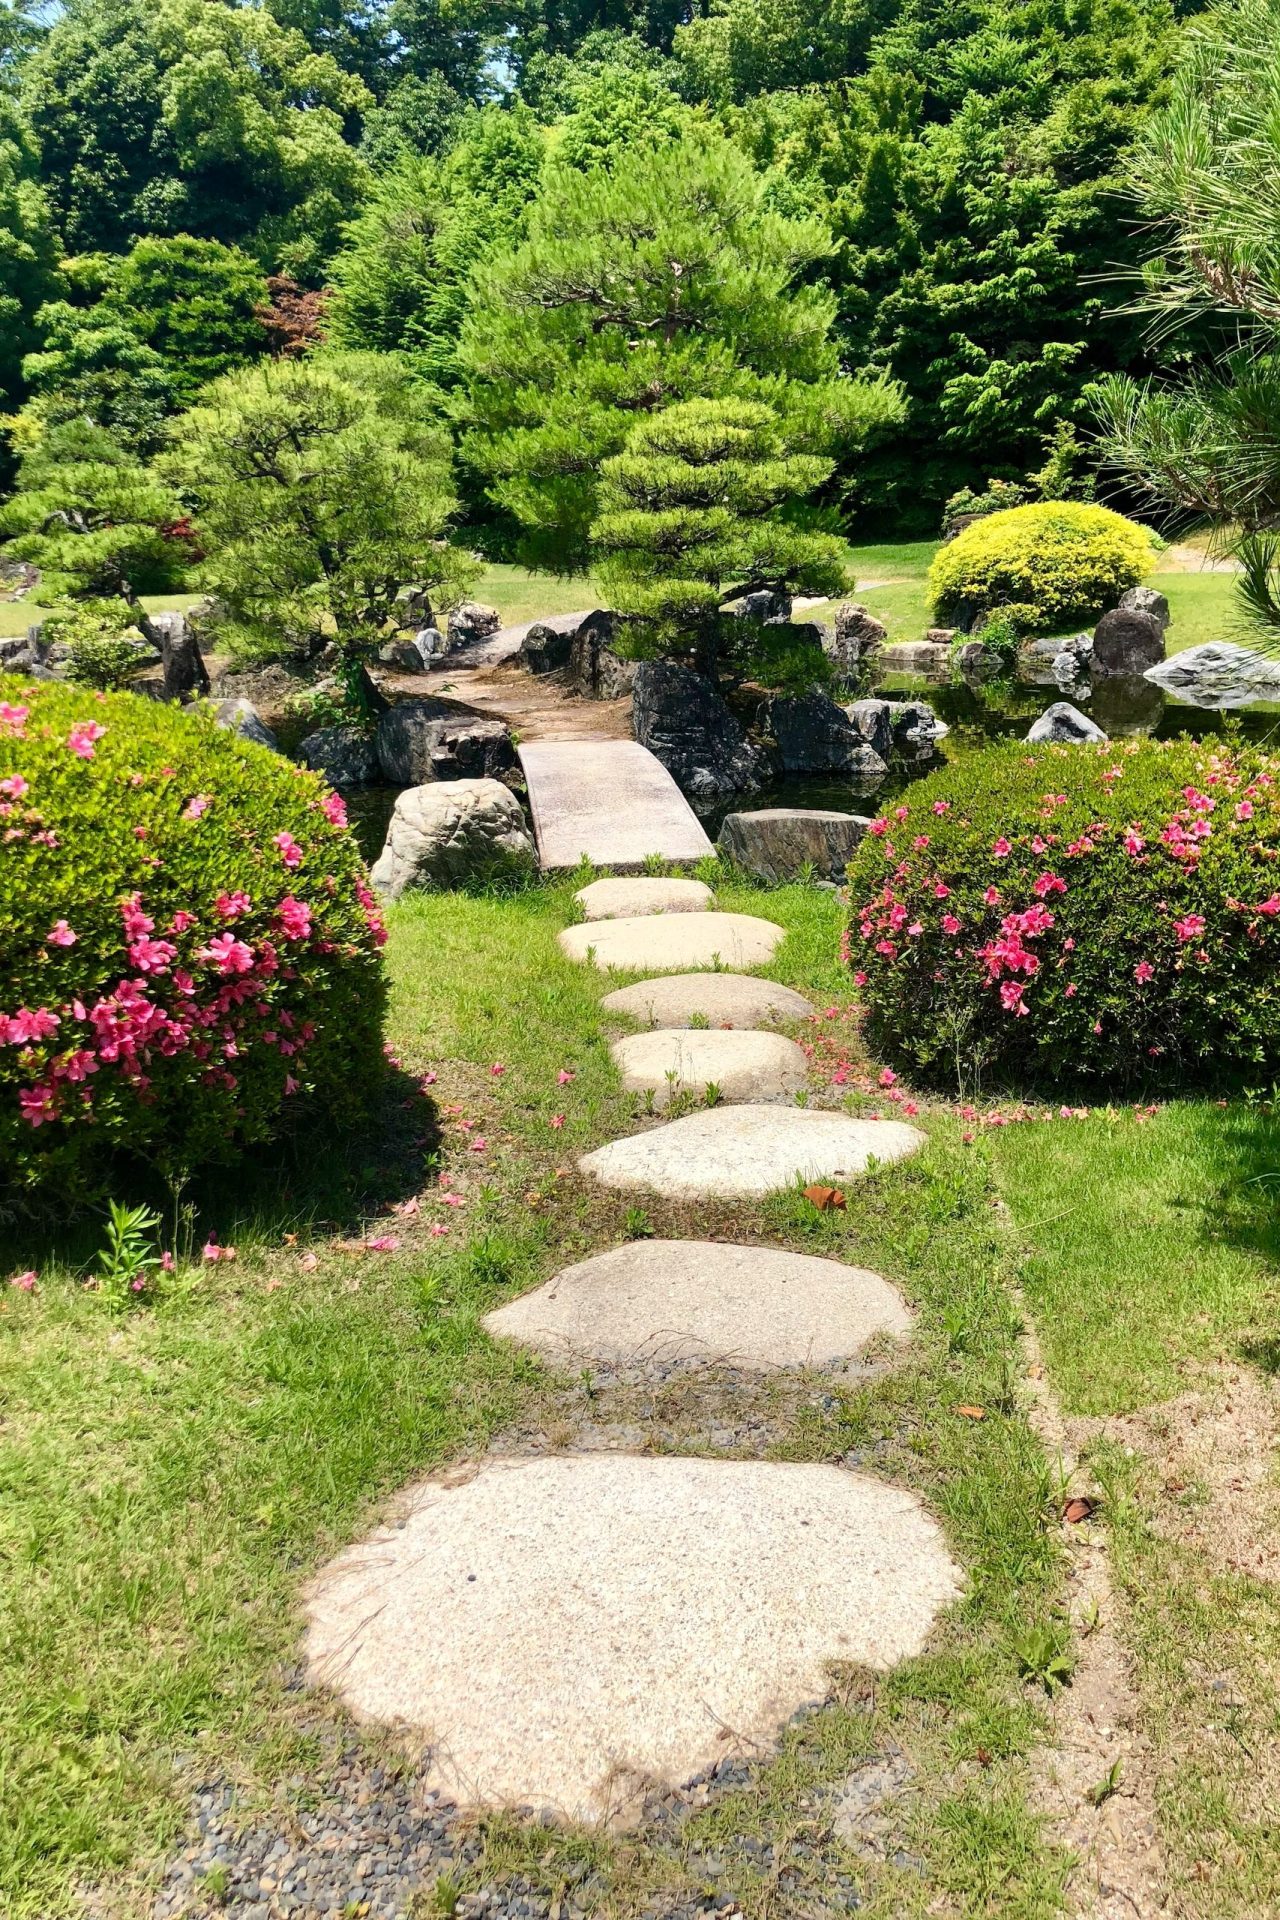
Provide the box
[0,676,387,1205]
[846,737,1280,1089]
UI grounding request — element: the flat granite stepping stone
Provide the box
[303,1453,961,1824]
[611,1028,808,1107]
[575,876,714,921]
[484,1240,911,1371]
[559,911,784,973]
[580,1103,923,1198]
[602,972,815,1029]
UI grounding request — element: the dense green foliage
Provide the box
[927,500,1155,630]
[0,676,386,1204]
[847,737,1280,1089]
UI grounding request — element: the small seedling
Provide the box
[793,1089,810,1108]
[200,1863,230,1904]
[1088,1759,1123,1807]
[91,1200,165,1312]
[1012,1621,1074,1694]
[688,1011,710,1030]
[703,1080,722,1108]
[623,1206,654,1239]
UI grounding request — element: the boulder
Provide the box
[521,621,572,676]
[150,611,210,702]
[828,603,887,679]
[737,588,791,624]
[370,778,536,898]
[300,724,379,787]
[631,660,772,797]
[718,808,872,884]
[843,698,893,763]
[878,640,951,676]
[1092,606,1165,677]
[1025,701,1107,745]
[376,698,516,785]
[766,692,889,779]
[447,601,502,648]
[1118,585,1170,632]
[924,627,958,646]
[884,700,949,761]
[212,697,279,751]
[379,630,447,671]
[953,639,1001,680]
[567,610,635,699]
[395,584,434,628]
[1144,641,1280,709]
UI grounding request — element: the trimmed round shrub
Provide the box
[846,737,1280,1091]
[0,675,387,1205]
[928,502,1156,633]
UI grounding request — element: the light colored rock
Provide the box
[575,877,714,921]
[559,911,784,973]
[212,697,279,751]
[602,973,815,1030]
[519,740,713,871]
[303,1453,961,1824]
[580,1103,924,1198]
[370,777,535,898]
[717,808,869,885]
[611,1028,809,1106]
[1145,641,1280,709]
[1119,584,1170,632]
[484,1240,911,1371]
[1025,701,1107,745]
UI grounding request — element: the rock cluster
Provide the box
[632,660,772,796]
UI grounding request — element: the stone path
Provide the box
[483,1240,912,1371]
[519,740,713,870]
[610,1028,809,1106]
[304,1454,960,1825]
[559,910,784,972]
[295,862,952,1893]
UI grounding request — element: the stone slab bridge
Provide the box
[517,739,713,872]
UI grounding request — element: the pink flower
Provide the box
[273,831,303,869]
[1065,982,1077,997]
[0,774,28,798]
[47,920,76,946]
[9,1269,37,1291]
[550,1113,566,1129]
[197,932,254,975]
[991,837,1012,859]
[283,1074,300,1096]
[878,1067,897,1087]
[902,1100,919,1116]
[161,1251,175,1272]
[852,970,868,986]
[931,800,950,814]
[490,1062,506,1078]
[67,720,106,760]
[441,1191,465,1208]
[983,886,1001,906]
[868,818,889,837]
[469,1137,488,1153]
[19,1083,59,1126]
[1032,872,1066,898]
[933,881,950,898]
[202,1241,237,1264]
[420,1070,438,1086]
[941,914,961,935]
[1000,981,1028,1015]
[321,792,348,827]
[556,1067,575,1085]
[4,1006,60,1044]
[170,910,197,934]
[366,1235,400,1252]
[1134,961,1154,983]
[182,794,212,821]
[0,701,29,736]
[275,896,312,940]
[216,890,252,920]
[128,934,177,974]
[1174,914,1206,944]
[428,1222,450,1238]
[1236,800,1254,821]
[1123,828,1146,856]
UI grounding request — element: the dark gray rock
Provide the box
[212,698,280,751]
[718,808,872,884]
[924,627,958,645]
[148,610,210,701]
[521,622,572,676]
[953,639,1001,680]
[730,588,791,624]
[378,635,432,671]
[1118,584,1170,632]
[843,698,893,762]
[1092,606,1165,677]
[766,692,889,779]
[447,601,502,647]
[631,660,772,797]
[828,604,887,680]
[1144,641,1280,709]
[567,610,635,699]
[300,725,379,787]
[1025,701,1108,745]
[376,698,516,785]
[884,700,949,761]
[394,583,434,628]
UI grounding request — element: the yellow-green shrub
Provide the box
[928,502,1156,633]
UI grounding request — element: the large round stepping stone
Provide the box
[575,876,714,921]
[611,1028,808,1107]
[580,1104,923,1198]
[303,1453,961,1824]
[602,972,815,1030]
[559,911,783,973]
[484,1240,911,1370]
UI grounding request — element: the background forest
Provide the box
[0,0,1208,549]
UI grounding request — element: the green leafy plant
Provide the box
[92,1199,165,1312]
[848,736,1280,1091]
[1012,1620,1074,1693]
[623,1206,654,1239]
[46,600,146,691]
[927,502,1156,634]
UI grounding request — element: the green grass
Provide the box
[992,1104,1280,1416]
[468,562,595,628]
[0,879,1071,1919]
[0,591,208,640]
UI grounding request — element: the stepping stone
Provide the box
[559,911,784,973]
[303,1453,961,1824]
[602,972,815,1029]
[580,1104,923,1199]
[575,876,714,921]
[611,1029,808,1107]
[484,1240,912,1371]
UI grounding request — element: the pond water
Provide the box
[346,664,1280,866]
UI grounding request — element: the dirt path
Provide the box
[384,613,635,744]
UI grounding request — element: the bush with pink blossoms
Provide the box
[0,675,387,1205]
[846,736,1280,1091]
